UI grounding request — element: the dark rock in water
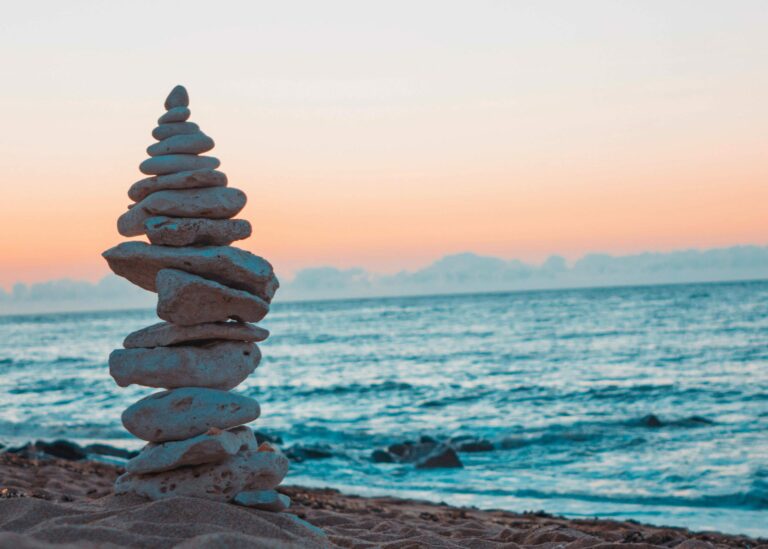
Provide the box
[420,435,438,444]
[680,415,714,426]
[371,449,395,463]
[388,442,414,458]
[84,443,138,460]
[253,431,283,445]
[415,444,463,469]
[35,440,87,460]
[455,439,494,453]
[640,414,664,428]
[285,444,334,462]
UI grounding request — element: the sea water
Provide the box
[0,280,766,536]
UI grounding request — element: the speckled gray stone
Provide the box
[128,169,227,202]
[122,387,260,442]
[115,447,289,502]
[156,269,269,325]
[145,216,251,247]
[140,154,220,176]
[123,321,269,349]
[147,132,214,157]
[103,242,279,302]
[117,187,247,237]
[109,341,260,390]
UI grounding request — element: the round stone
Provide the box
[165,85,189,109]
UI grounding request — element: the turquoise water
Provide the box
[0,280,766,536]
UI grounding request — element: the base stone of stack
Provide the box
[129,169,227,202]
[234,490,291,512]
[126,426,254,475]
[109,341,260,390]
[103,241,278,302]
[122,387,260,443]
[115,447,289,502]
[117,187,247,237]
[152,121,200,141]
[148,131,214,156]
[156,269,269,325]
[145,216,252,247]
[140,154,220,176]
[157,106,191,124]
[123,321,269,349]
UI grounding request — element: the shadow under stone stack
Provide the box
[102,85,290,512]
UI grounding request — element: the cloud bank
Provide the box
[2,245,767,314]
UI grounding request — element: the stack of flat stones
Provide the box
[102,85,290,513]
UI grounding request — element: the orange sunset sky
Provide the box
[1,1,766,289]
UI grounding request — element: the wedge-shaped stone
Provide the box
[234,490,291,512]
[140,154,220,176]
[117,187,247,237]
[103,242,278,302]
[109,341,260,390]
[122,387,260,442]
[152,121,199,141]
[123,321,269,349]
[157,269,269,325]
[115,447,289,502]
[145,216,251,246]
[129,169,227,202]
[147,131,214,157]
[126,425,255,475]
[165,85,189,109]
[158,106,190,124]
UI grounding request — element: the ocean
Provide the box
[1,280,766,537]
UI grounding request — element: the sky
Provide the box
[1,0,766,289]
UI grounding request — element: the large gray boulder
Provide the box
[103,241,279,302]
[117,187,247,237]
[115,447,289,502]
[147,131,214,156]
[126,425,256,475]
[129,169,227,202]
[109,341,260,390]
[123,321,269,349]
[145,216,251,247]
[156,269,269,325]
[140,154,220,175]
[122,387,260,442]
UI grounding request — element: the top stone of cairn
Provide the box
[165,85,190,110]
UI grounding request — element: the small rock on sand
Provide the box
[234,489,291,512]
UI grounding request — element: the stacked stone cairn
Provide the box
[102,85,290,512]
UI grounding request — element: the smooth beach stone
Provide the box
[147,132,214,157]
[165,85,189,109]
[109,341,260,390]
[117,187,247,237]
[123,321,269,349]
[115,448,289,502]
[139,154,220,176]
[156,269,269,325]
[122,387,260,442]
[152,121,199,141]
[126,427,244,475]
[157,106,190,124]
[145,216,251,247]
[128,169,227,202]
[103,241,279,302]
[234,490,291,512]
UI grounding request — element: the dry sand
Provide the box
[0,453,763,548]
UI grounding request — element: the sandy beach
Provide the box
[0,452,763,549]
